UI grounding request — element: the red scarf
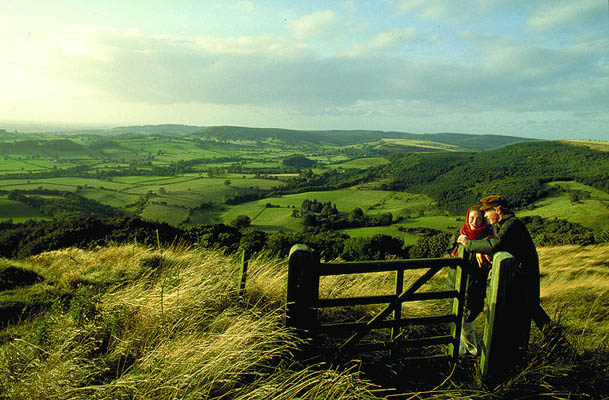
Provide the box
[460,206,491,240]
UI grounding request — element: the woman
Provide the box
[449,205,493,355]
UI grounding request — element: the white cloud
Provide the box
[231,1,255,12]
[3,16,607,139]
[13,27,606,118]
[395,0,449,18]
[527,0,602,31]
[289,10,337,39]
[367,28,416,49]
[396,0,426,14]
[344,28,417,56]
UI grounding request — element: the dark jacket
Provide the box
[464,213,540,306]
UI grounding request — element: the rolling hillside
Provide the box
[8,124,535,151]
[188,126,536,150]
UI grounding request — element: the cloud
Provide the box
[394,0,450,18]
[8,25,607,139]
[527,0,602,31]
[231,1,255,12]
[40,29,605,111]
[289,10,337,39]
[345,28,417,56]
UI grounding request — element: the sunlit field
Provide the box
[216,188,455,241]
[380,138,461,151]
[329,157,390,169]
[518,181,609,230]
[339,226,420,245]
[563,140,609,152]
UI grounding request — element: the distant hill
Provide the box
[0,129,41,141]
[384,140,609,213]
[2,124,537,152]
[415,132,536,151]
[64,124,536,151]
[107,124,205,138]
[0,139,86,156]
[189,126,535,150]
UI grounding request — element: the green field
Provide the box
[330,157,390,169]
[140,203,190,226]
[0,173,285,225]
[219,188,445,239]
[518,181,609,230]
[2,130,608,240]
[380,138,461,151]
[339,226,420,245]
[0,177,131,192]
[0,197,49,222]
[79,188,141,209]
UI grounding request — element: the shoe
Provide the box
[460,320,478,356]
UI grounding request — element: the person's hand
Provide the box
[457,234,468,246]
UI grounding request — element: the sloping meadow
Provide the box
[1,243,609,399]
[0,245,378,399]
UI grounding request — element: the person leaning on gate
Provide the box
[456,195,541,345]
[447,205,493,355]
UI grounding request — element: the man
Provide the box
[456,195,541,353]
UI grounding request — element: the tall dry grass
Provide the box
[1,243,608,399]
[538,243,609,348]
[0,244,379,399]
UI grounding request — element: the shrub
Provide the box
[0,265,43,290]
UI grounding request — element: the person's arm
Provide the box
[465,217,516,255]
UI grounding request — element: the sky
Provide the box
[1,0,608,140]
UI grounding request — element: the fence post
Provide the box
[286,244,319,330]
[480,252,533,382]
[448,245,468,362]
[391,268,404,341]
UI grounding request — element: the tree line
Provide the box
[1,214,607,261]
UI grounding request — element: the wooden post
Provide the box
[286,244,319,330]
[480,252,532,382]
[446,246,468,361]
[449,263,467,362]
[448,246,469,362]
[391,268,404,341]
[238,250,248,296]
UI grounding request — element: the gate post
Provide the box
[448,246,468,362]
[286,244,319,330]
[480,252,533,381]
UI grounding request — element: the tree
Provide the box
[321,202,334,216]
[230,215,251,229]
[349,207,364,224]
[375,212,393,226]
[302,213,317,227]
[301,199,311,212]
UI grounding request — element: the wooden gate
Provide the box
[285,244,473,364]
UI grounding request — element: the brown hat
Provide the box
[479,195,507,211]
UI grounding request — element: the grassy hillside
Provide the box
[562,140,609,152]
[519,181,609,230]
[0,197,49,223]
[218,188,451,238]
[1,243,608,399]
[384,140,609,214]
